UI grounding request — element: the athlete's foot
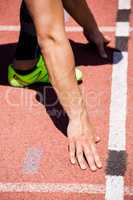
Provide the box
[83,29,110,58]
[8,55,83,87]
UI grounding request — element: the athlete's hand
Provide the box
[67,111,102,171]
[83,29,110,58]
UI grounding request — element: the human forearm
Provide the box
[25,0,102,171]
[62,0,99,32]
[40,35,86,119]
[62,0,109,58]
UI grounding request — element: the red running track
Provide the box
[0,0,132,200]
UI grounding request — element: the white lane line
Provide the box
[105,176,124,200]
[118,0,131,10]
[116,22,130,37]
[105,0,130,199]
[0,25,133,33]
[65,26,116,32]
[0,183,132,195]
[0,25,20,31]
[0,183,105,193]
[108,51,128,151]
[66,26,133,33]
[66,26,83,32]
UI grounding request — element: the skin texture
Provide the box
[24,0,102,171]
[13,0,109,70]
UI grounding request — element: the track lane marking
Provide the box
[108,52,128,151]
[105,0,131,199]
[0,183,132,195]
[116,22,130,37]
[0,25,133,33]
[118,0,131,10]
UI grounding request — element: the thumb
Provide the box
[95,136,101,143]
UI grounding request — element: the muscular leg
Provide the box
[25,0,76,86]
[13,1,39,71]
[24,0,102,171]
[14,0,107,72]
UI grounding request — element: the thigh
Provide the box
[24,0,65,35]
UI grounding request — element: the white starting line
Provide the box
[105,0,131,199]
[0,183,132,196]
[0,25,133,33]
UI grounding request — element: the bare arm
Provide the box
[62,0,98,31]
[25,0,102,171]
[62,0,109,58]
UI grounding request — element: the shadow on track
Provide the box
[70,40,123,66]
[0,40,123,136]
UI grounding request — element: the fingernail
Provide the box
[98,163,102,168]
[96,136,100,143]
[81,165,87,170]
[71,160,76,164]
[92,167,97,171]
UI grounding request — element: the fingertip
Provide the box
[95,136,101,143]
[71,159,76,165]
[97,163,102,168]
[91,166,97,172]
[96,159,102,168]
[81,165,87,170]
